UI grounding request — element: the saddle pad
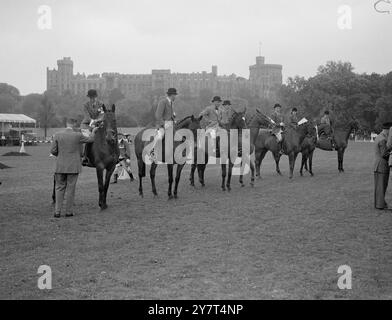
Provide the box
[317,137,333,151]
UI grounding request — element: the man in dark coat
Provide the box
[374,122,392,210]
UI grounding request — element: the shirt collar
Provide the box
[167,97,172,104]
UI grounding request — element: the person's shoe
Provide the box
[129,173,135,181]
[65,213,74,218]
[54,213,61,218]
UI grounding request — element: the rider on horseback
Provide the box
[288,107,299,126]
[149,88,177,162]
[319,110,336,149]
[81,89,104,166]
[199,96,223,153]
[271,103,285,154]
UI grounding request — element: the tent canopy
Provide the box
[0,113,36,124]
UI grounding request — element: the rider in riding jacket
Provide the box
[288,107,299,126]
[271,103,285,154]
[149,88,177,162]
[81,89,104,166]
[199,96,222,152]
[320,110,335,148]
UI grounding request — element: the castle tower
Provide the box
[57,57,74,93]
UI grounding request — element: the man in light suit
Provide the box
[148,88,177,161]
[374,122,392,211]
[50,118,98,218]
[388,127,392,167]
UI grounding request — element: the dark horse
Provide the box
[315,119,359,172]
[189,111,247,191]
[134,115,202,199]
[299,122,317,177]
[52,104,119,209]
[255,121,312,179]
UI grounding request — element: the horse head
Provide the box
[230,110,247,130]
[101,104,117,144]
[175,115,202,132]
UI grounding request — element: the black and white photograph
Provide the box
[1,0,392,306]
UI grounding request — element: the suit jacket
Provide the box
[271,112,284,125]
[374,132,391,173]
[51,128,95,174]
[388,128,392,167]
[199,105,219,128]
[155,98,174,127]
[82,100,104,126]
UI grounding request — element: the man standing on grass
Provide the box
[50,118,98,218]
[374,122,392,211]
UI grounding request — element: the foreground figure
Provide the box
[374,122,392,211]
[50,118,98,218]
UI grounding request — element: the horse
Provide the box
[299,122,317,177]
[255,121,312,180]
[316,119,359,172]
[134,115,202,199]
[189,110,247,191]
[246,109,275,186]
[51,104,119,210]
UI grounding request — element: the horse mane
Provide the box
[175,115,194,129]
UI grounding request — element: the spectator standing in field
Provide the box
[50,118,98,218]
[374,122,392,211]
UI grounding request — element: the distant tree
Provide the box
[108,88,125,105]
[38,94,57,137]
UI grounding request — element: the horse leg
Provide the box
[102,165,115,210]
[249,158,255,187]
[150,162,158,196]
[198,164,206,187]
[338,148,345,172]
[167,164,174,199]
[239,159,245,187]
[274,152,282,176]
[96,168,104,208]
[256,149,267,179]
[137,157,145,197]
[173,164,185,199]
[226,161,234,192]
[300,152,307,176]
[221,163,227,191]
[52,174,56,204]
[190,163,196,186]
[308,150,314,176]
[288,152,298,180]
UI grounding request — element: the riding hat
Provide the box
[87,89,98,98]
[212,96,222,103]
[382,122,392,129]
[167,88,178,95]
[324,110,330,115]
[274,103,282,109]
[292,107,298,112]
[222,100,231,106]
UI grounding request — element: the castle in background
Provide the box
[47,56,282,100]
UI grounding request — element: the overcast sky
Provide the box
[0,0,391,95]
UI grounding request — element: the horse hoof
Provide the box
[101,204,108,210]
[168,195,174,200]
[174,194,178,199]
[201,183,205,187]
[139,193,144,198]
[190,182,195,187]
[227,187,231,192]
[250,182,254,187]
[222,187,226,191]
[310,172,314,177]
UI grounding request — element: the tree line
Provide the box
[0,61,391,134]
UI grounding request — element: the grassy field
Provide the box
[0,142,391,299]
